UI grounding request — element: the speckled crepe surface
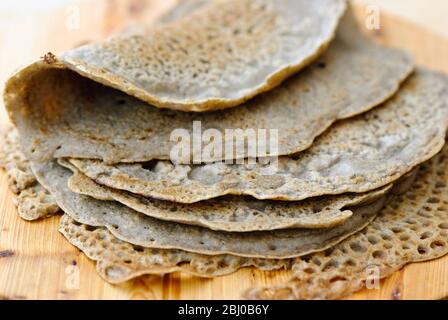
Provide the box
[0,130,291,282]
[31,161,387,259]
[1,0,447,298]
[61,158,391,232]
[68,70,448,203]
[61,0,347,112]
[155,0,212,25]
[0,127,287,281]
[5,0,346,115]
[245,144,448,300]
[3,9,414,164]
[57,166,420,285]
[0,129,59,220]
[59,214,291,283]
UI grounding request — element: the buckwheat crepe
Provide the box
[0,131,291,280]
[56,167,417,284]
[31,161,388,259]
[0,131,419,283]
[4,10,413,164]
[4,0,346,114]
[2,128,389,230]
[68,70,448,203]
[245,144,448,300]
[59,214,291,283]
[0,129,59,220]
[61,158,390,232]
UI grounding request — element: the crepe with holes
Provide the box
[60,158,392,232]
[244,144,448,299]
[0,129,290,279]
[4,8,415,164]
[59,214,292,283]
[57,167,416,284]
[0,129,291,280]
[31,161,389,259]
[0,128,59,220]
[67,70,448,203]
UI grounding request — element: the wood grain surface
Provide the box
[1,0,448,300]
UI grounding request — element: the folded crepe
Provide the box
[67,70,448,203]
[4,0,345,114]
[3,8,413,164]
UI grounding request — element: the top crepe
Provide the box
[3,9,413,164]
[5,0,346,112]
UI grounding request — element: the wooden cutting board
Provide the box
[1,1,448,300]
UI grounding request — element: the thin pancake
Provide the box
[0,129,60,220]
[31,161,386,259]
[245,144,448,300]
[4,128,388,231]
[59,214,291,284]
[4,10,413,164]
[61,158,390,232]
[58,164,418,285]
[68,70,448,203]
[5,0,346,113]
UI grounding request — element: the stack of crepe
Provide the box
[2,0,448,299]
